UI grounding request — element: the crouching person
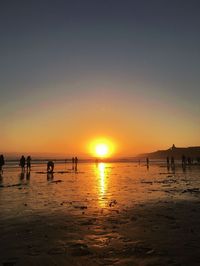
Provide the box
[47,161,54,173]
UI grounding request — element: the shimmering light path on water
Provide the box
[1,162,200,265]
[1,162,200,219]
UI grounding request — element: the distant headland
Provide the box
[140,144,200,160]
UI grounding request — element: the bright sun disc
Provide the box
[95,143,108,157]
[89,138,115,158]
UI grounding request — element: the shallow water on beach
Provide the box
[1,162,200,220]
[1,162,200,265]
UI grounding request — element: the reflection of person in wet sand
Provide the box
[47,161,54,173]
[19,171,25,180]
[47,172,54,181]
[26,171,31,180]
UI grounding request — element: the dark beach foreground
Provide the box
[1,200,200,266]
[1,162,200,265]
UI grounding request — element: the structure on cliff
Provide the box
[140,144,200,160]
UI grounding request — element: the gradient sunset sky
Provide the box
[1,0,200,157]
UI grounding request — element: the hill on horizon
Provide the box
[140,144,200,160]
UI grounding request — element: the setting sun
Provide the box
[95,143,109,157]
[88,137,116,158]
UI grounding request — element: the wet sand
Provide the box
[1,162,200,265]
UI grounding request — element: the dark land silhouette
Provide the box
[140,144,200,161]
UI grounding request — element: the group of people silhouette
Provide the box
[166,156,175,167]
[144,155,199,172]
[47,157,78,173]
[19,155,31,172]
[1,155,79,176]
[72,157,78,171]
[181,155,197,166]
[166,155,199,168]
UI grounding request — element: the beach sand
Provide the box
[1,162,200,265]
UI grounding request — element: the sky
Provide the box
[0,0,200,157]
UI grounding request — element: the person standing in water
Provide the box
[146,157,149,169]
[47,161,54,173]
[75,157,78,171]
[27,156,31,171]
[166,156,170,166]
[72,157,75,170]
[170,156,175,172]
[0,155,5,174]
[171,156,175,167]
[166,156,170,171]
[19,155,26,171]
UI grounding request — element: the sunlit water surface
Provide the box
[1,162,200,220]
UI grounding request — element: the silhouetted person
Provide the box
[171,156,175,166]
[64,159,67,169]
[0,172,3,184]
[95,158,99,168]
[47,161,54,173]
[187,157,191,166]
[75,157,78,172]
[0,154,5,174]
[166,157,170,171]
[182,155,186,166]
[181,155,186,172]
[146,157,149,170]
[19,155,26,171]
[166,157,170,166]
[27,156,31,171]
[171,156,175,172]
[181,154,186,164]
[72,157,75,169]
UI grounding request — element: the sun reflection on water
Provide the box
[96,163,108,208]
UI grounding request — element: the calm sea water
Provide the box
[1,161,200,220]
